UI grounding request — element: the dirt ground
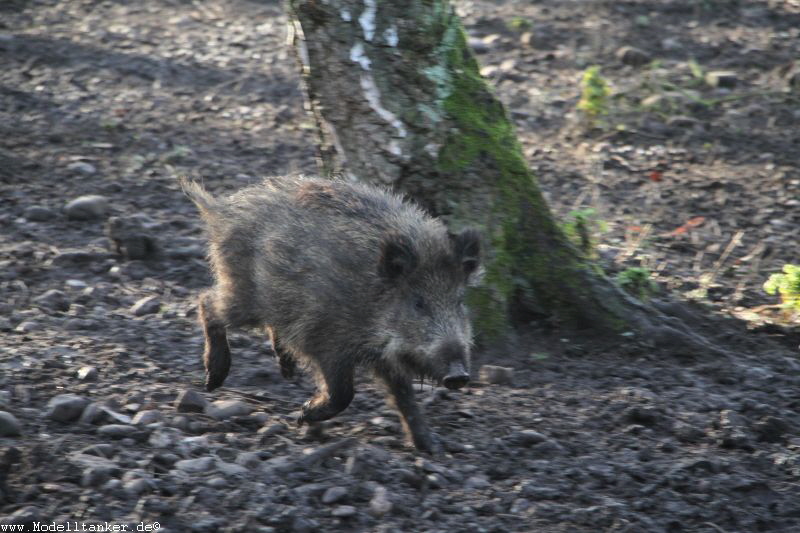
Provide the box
[1,0,799,532]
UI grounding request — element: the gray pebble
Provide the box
[24,206,56,222]
[130,295,160,316]
[322,486,348,504]
[97,424,138,439]
[65,195,109,220]
[66,161,97,175]
[46,394,90,422]
[0,411,21,436]
[174,457,215,473]
[207,399,252,420]
[331,505,357,518]
[616,45,651,66]
[174,389,207,413]
[77,366,98,381]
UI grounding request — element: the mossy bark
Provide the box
[287,0,712,347]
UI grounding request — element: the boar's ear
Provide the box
[379,233,418,281]
[451,228,481,277]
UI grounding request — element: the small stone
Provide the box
[616,46,651,66]
[130,296,160,316]
[530,439,566,458]
[705,70,738,88]
[479,365,514,385]
[235,451,262,468]
[66,161,97,175]
[14,321,38,334]
[97,424,138,439]
[124,478,151,496]
[331,505,357,518]
[131,410,162,425]
[33,289,71,312]
[77,366,98,381]
[0,411,21,436]
[175,457,215,473]
[508,429,548,447]
[24,206,56,222]
[79,403,104,424]
[206,399,252,420]
[64,195,109,220]
[82,467,113,487]
[206,477,228,489]
[465,475,491,489]
[369,485,392,517]
[215,460,249,477]
[46,394,90,422]
[322,486,348,504]
[519,31,534,47]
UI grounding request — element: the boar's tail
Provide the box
[179,177,218,218]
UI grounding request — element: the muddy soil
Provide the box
[1,1,799,532]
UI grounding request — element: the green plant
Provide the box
[617,267,658,300]
[577,66,611,126]
[507,17,532,32]
[562,208,608,256]
[764,264,800,312]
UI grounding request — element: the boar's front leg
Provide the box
[378,369,442,454]
[267,328,296,379]
[297,359,355,425]
[198,290,231,392]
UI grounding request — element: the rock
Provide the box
[235,451,262,468]
[465,475,491,489]
[215,460,249,477]
[331,505,357,518]
[322,486,348,504]
[705,70,738,88]
[519,31,534,47]
[46,394,90,422]
[531,439,566,458]
[507,429,547,447]
[130,296,160,316]
[24,206,56,222]
[717,410,752,450]
[78,403,104,424]
[66,161,97,175]
[131,410,162,425]
[616,46,651,66]
[0,411,21,436]
[206,477,227,489]
[14,321,39,334]
[97,424,138,439]
[123,478,151,496]
[673,421,705,443]
[77,366,98,381]
[33,289,71,312]
[64,195,109,220]
[369,485,392,517]
[107,216,159,260]
[206,399,252,420]
[175,457,215,474]
[479,365,514,385]
[82,466,113,487]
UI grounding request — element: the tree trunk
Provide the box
[287,0,718,350]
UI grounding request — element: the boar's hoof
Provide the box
[204,372,225,392]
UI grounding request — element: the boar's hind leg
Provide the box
[267,328,296,379]
[198,290,231,392]
[378,369,442,454]
[297,359,354,425]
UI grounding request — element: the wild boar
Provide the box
[182,176,480,453]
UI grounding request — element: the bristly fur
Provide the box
[182,175,480,453]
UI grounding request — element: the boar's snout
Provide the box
[443,362,470,389]
[438,341,470,390]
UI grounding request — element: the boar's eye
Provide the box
[413,296,427,312]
